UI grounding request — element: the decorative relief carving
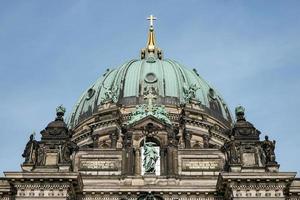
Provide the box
[242,153,256,166]
[222,136,241,165]
[126,88,172,126]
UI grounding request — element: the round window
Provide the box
[86,88,95,100]
[145,73,157,83]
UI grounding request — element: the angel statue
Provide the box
[143,141,159,173]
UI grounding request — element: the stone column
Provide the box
[135,148,141,175]
[126,147,134,175]
[160,147,166,176]
[173,148,178,175]
[167,147,175,176]
[121,149,127,176]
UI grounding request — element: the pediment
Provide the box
[126,115,172,130]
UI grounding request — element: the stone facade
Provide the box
[1,101,299,200]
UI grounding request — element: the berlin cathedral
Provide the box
[0,16,299,200]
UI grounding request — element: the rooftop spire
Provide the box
[141,15,163,60]
[146,15,156,52]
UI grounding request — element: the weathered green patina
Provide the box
[67,58,232,128]
[183,83,200,103]
[126,88,172,125]
[126,104,171,126]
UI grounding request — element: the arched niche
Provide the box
[139,136,161,147]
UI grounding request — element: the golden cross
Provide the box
[147,15,157,27]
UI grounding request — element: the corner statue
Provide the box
[262,135,277,164]
[22,133,39,164]
[143,141,159,173]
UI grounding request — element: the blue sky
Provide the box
[0,0,299,175]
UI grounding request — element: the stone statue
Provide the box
[126,94,172,126]
[223,135,240,164]
[152,105,172,125]
[59,140,78,164]
[127,105,147,125]
[143,141,159,173]
[102,85,118,103]
[183,84,199,103]
[262,135,276,164]
[135,105,147,116]
[22,133,39,164]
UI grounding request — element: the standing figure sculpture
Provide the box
[262,135,276,164]
[183,83,199,103]
[22,133,39,164]
[143,141,159,174]
[59,140,78,164]
[223,135,240,165]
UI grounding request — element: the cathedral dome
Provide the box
[68,58,232,128]
[68,20,232,129]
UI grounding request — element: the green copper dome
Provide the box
[68,22,232,128]
[68,58,232,128]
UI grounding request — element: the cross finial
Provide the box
[147,15,157,27]
[141,15,163,60]
[144,88,157,112]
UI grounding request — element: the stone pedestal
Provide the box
[58,163,72,172]
[144,172,156,176]
[266,163,280,172]
[229,164,241,172]
[21,163,34,172]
